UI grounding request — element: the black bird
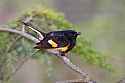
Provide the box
[22,22,80,56]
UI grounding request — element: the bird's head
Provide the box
[64,30,81,38]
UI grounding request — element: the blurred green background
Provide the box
[0,0,125,83]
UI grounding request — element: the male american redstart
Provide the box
[22,22,81,56]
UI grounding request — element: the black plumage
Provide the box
[35,30,80,55]
[22,22,80,56]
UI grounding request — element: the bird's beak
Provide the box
[77,32,81,35]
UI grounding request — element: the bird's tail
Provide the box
[34,42,42,49]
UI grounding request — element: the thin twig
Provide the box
[56,79,89,83]
[117,78,125,83]
[21,16,44,40]
[57,56,96,83]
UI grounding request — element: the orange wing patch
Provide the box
[57,45,69,52]
[48,39,69,52]
[48,40,58,47]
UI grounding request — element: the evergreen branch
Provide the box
[0,27,96,83]
[6,50,39,81]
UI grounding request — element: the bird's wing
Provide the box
[47,35,70,52]
[47,35,69,48]
[34,35,69,49]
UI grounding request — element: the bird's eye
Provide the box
[50,33,54,36]
[76,32,81,35]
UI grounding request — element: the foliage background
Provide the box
[0,0,125,83]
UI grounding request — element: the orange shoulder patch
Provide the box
[48,40,58,47]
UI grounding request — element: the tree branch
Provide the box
[0,26,39,43]
[0,27,96,83]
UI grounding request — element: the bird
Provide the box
[22,22,81,56]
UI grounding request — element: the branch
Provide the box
[0,26,39,43]
[0,27,96,83]
[117,78,125,83]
